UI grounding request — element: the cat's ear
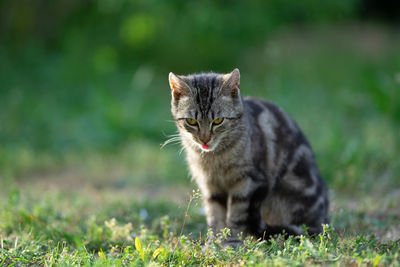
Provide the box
[221,68,240,97]
[169,72,190,99]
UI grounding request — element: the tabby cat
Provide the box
[168,69,329,246]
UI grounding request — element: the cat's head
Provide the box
[168,69,244,153]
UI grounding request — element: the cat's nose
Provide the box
[199,135,211,145]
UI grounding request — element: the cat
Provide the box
[168,68,329,247]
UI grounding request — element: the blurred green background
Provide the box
[0,0,399,193]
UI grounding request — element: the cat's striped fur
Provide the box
[168,69,329,246]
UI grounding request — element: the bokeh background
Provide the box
[0,0,399,235]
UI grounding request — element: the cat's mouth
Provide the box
[196,136,223,152]
[201,144,210,150]
[199,142,215,152]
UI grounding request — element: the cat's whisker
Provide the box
[178,146,185,156]
[166,134,181,138]
[162,137,180,144]
[162,131,180,138]
[161,136,182,149]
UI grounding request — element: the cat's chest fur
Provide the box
[186,144,251,192]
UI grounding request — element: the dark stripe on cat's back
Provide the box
[244,98,265,118]
[260,99,315,173]
[262,100,312,149]
[245,98,277,175]
[260,100,289,127]
[292,154,311,178]
[251,130,268,177]
[260,100,293,147]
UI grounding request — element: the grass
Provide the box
[1,23,400,265]
[0,184,399,266]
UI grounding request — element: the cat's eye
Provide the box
[212,118,224,125]
[186,118,198,126]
